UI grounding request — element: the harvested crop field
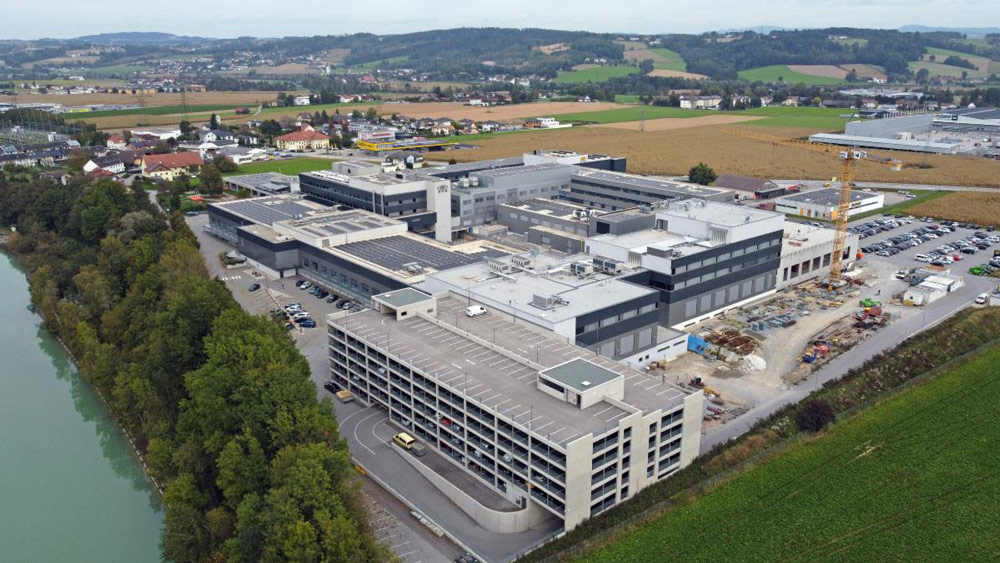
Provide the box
[646,69,708,79]
[840,63,886,79]
[434,125,1000,186]
[787,64,848,79]
[907,191,1000,227]
[235,63,319,75]
[370,101,630,121]
[596,115,762,131]
[536,43,569,54]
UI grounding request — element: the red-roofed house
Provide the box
[107,134,127,150]
[141,152,204,181]
[275,129,331,151]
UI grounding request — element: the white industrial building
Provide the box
[775,188,884,220]
[328,289,703,532]
[903,270,964,306]
[777,223,860,289]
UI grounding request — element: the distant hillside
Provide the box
[73,32,210,45]
[899,25,1000,37]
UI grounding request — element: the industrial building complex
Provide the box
[200,147,895,550]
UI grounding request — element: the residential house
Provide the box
[83,154,126,175]
[479,120,502,133]
[275,129,331,151]
[141,152,204,181]
[430,118,455,136]
[382,151,425,171]
[293,95,312,106]
[106,134,127,150]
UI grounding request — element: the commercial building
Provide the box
[223,172,299,197]
[205,195,512,301]
[587,200,785,329]
[298,169,453,242]
[777,223,860,289]
[775,188,885,220]
[497,199,596,253]
[328,291,703,531]
[903,269,964,306]
[714,174,786,200]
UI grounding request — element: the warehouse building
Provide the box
[298,169,453,242]
[328,290,703,531]
[808,132,962,155]
[777,223,860,289]
[587,200,785,329]
[775,188,884,220]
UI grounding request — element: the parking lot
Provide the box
[853,214,1000,277]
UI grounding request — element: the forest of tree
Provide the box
[0,171,386,563]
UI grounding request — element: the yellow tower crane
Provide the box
[722,128,902,287]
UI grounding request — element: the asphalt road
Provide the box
[700,216,998,453]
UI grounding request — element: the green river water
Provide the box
[0,252,163,562]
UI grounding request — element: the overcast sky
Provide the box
[1,0,996,39]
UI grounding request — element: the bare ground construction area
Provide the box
[659,260,908,432]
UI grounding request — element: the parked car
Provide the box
[299,319,317,328]
[976,293,989,304]
[323,381,339,393]
[326,295,339,304]
[291,311,310,320]
[248,283,261,292]
[299,281,312,290]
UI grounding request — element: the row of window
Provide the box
[671,237,781,275]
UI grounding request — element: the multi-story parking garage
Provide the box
[328,289,703,531]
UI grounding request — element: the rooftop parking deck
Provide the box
[330,296,690,447]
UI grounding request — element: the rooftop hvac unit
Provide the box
[569,261,595,278]
[532,293,568,310]
[470,176,480,187]
[573,209,588,219]
[488,259,514,274]
[401,262,425,274]
[593,256,623,274]
[512,255,533,269]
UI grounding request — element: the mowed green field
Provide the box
[908,61,990,79]
[551,106,714,123]
[553,65,640,84]
[580,344,1000,563]
[222,157,333,177]
[741,106,854,129]
[649,48,687,71]
[738,65,845,85]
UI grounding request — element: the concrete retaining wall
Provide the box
[393,447,538,534]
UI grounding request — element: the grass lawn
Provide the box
[850,189,951,221]
[649,48,687,72]
[613,95,641,104]
[221,157,333,177]
[65,104,245,119]
[580,342,1000,562]
[549,106,714,124]
[740,106,854,129]
[553,65,640,84]
[81,63,148,76]
[738,65,845,85]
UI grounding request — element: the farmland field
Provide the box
[738,65,846,85]
[222,158,333,177]
[553,65,640,84]
[595,115,762,131]
[787,64,848,79]
[578,343,1000,563]
[839,63,887,80]
[922,47,994,73]
[439,124,1000,186]
[907,191,1000,228]
[908,60,989,79]
[13,90,285,107]
[64,103,245,119]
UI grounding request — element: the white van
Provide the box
[914,254,932,262]
[465,305,487,318]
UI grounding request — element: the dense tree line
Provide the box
[0,173,386,563]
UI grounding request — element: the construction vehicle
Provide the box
[723,128,902,288]
[860,297,881,309]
